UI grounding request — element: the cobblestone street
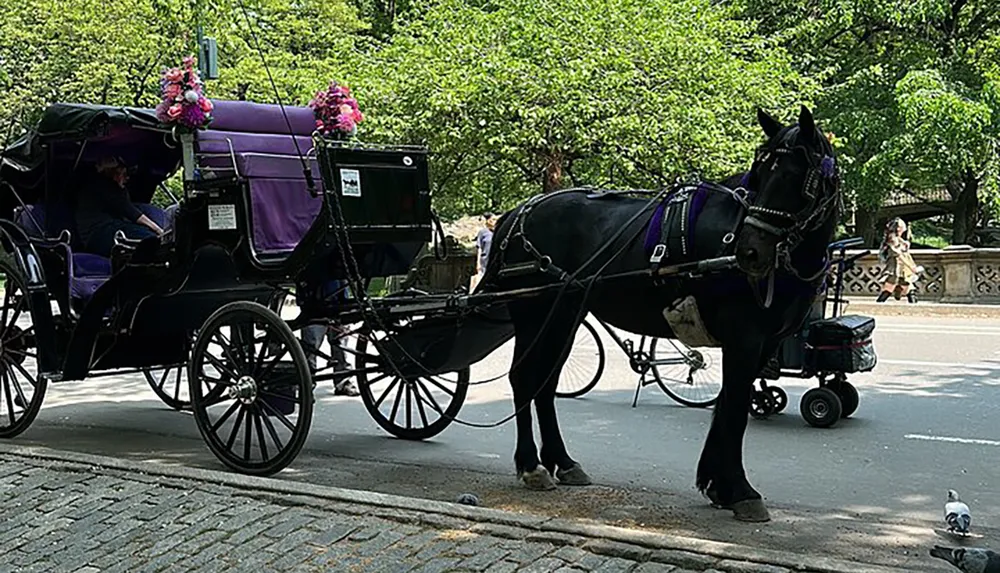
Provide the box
[0,450,906,573]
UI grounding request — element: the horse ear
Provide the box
[798,105,816,143]
[757,108,782,139]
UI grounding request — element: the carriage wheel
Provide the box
[0,259,46,438]
[768,386,788,414]
[800,387,842,428]
[555,318,605,398]
[650,338,722,408]
[355,330,468,440]
[189,301,313,476]
[142,365,190,411]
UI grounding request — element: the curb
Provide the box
[844,299,1000,318]
[0,443,907,573]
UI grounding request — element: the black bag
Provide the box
[805,314,877,373]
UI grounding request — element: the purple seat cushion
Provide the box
[210,100,317,136]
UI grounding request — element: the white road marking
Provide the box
[876,324,1000,332]
[877,327,1000,336]
[904,434,1000,447]
[878,358,1000,369]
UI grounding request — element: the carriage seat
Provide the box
[196,129,323,258]
[13,202,173,301]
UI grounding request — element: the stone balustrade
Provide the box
[837,246,1000,303]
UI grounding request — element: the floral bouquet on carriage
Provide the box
[308,81,363,139]
[155,56,213,131]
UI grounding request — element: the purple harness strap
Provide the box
[642,186,711,254]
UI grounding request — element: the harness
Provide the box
[492,135,841,311]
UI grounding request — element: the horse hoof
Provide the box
[519,467,557,491]
[732,499,771,522]
[703,487,730,509]
[556,464,592,486]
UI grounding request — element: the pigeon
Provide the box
[455,493,480,507]
[930,546,1000,573]
[945,489,972,535]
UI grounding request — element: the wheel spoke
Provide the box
[0,287,12,331]
[413,382,430,427]
[173,368,182,402]
[8,366,30,410]
[422,375,456,397]
[388,379,405,426]
[225,406,247,450]
[2,368,16,425]
[210,401,241,433]
[374,377,400,409]
[204,352,241,382]
[212,332,244,376]
[405,382,413,429]
[260,409,285,451]
[415,380,445,415]
[257,346,290,383]
[253,405,270,461]
[257,395,297,432]
[243,406,253,461]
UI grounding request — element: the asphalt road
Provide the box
[10,310,1000,571]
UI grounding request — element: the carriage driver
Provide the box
[75,155,165,258]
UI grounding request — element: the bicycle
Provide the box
[556,315,722,408]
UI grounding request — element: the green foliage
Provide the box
[734,0,1000,220]
[346,0,812,217]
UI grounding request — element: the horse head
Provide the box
[734,105,841,280]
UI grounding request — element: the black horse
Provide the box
[479,106,840,522]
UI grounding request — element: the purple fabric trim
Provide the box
[643,202,667,252]
[73,253,111,277]
[248,178,322,253]
[210,100,316,136]
[197,131,315,158]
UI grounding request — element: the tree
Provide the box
[733,0,1000,244]
[345,0,812,218]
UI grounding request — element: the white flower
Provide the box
[184,90,200,103]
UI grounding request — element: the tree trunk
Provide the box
[853,204,879,247]
[541,152,564,194]
[951,170,980,245]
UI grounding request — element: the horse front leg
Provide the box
[697,337,772,522]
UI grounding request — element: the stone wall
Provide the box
[838,246,1000,303]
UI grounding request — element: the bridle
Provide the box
[740,134,842,308]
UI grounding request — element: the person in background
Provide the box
[876,217,922,303]
[76,156,164,257]
[470,212,496,292]
[297,278,360,396]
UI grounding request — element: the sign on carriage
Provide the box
[207,204,237,230]
[340,168,362,197]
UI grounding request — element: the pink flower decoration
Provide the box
[156,55,213,129]
[309,80,363,137]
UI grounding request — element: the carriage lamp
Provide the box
[200,37,220,80]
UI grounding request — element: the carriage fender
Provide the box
[0,219,60,374]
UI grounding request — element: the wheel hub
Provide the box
[686,350,706,371]
[809,400,829,418]
[228,375,258,404]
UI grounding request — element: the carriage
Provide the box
[0,100,476,475]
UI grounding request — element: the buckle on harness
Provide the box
[650,244,667,264]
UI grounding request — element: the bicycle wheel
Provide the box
[555,319,606,398]
[650,338,722,407]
